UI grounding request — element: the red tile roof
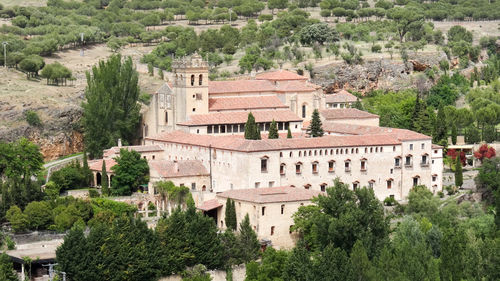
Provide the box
[217,186,321,203]
[255,70,307,81]
[103,145,163,157]
[208,80,317,94]
[178,110,302,126]
[149,160,209,178]
[209,96,288,111]
[304,122,432,141]
[325,90,358,103]
[320,108,379,120]
[146,130,401,152]
[198,199,223,211]
[88,158,117,172]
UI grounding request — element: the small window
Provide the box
[421,155,428,165]
[304,184,311,190]
[393,146,396,152]
[328,160,335,172]
[409,144,413,150]
[413,177,419,186]
[421,143,425,149]
[191,74,195,86]
[289,225,294,234]
[192,108,196,112]
[196,93,203,100]
[281,204,285,215]
[353,182,358,190]
[198,74,203,86]
[345,161,351,172]
[395,157,401,167]
[262,207,266,216]
[221,220,224,227]
[387,180,392,189]
[261,157,268,172]
[360,160,367,171]
[271,226,275,236]
[312,162,318,174]
[302,104,306,118]
[269,181,274,187]
[280,164,286,175]
[432,175,437,182]
[165,112,168,124]
[296,163,302,174]
[320,184,327,192]
[207,126,212,134]
[368,181,374,189]
[405,156,412,166]
[255,182,260,188]
[191,182,196,190]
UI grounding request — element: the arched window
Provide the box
[280,163,286,175]
[165,112,168,124]
[198,74,203,85]
[302,104,307,118]
[190,75,195,86]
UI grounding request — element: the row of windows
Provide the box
[278,146,392,159]
[207,122,291,134]
[409,143,427,150]
[395,155,429,168]
[270,159,368,174]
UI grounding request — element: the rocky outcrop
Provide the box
[0,104,84,161]
[312,51,448,94]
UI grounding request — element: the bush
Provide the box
[437,191,444,198]
[445,185,457,195]
[384,196,398,206]
[258,14,273,22]
[24,110,41,127]
[5,236,15,250]
[138,93,152,105]
[371,44,382,53]
[88,189,100,198]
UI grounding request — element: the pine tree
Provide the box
[244,112,260,140]
[0,253,18,281]
[82,150,92,186]
[455,158,463,188]
[225,198,237,231]
[433,105,447,143]
[101,160,109,196]
[238,214,260,263]
[451,124,458,145]
[287,127,292,138]
[268,120,279,139]
[307,109,324,138]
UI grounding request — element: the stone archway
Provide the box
[96,172,102,186]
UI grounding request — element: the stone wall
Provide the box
[159,265,246,281]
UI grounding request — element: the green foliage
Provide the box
[306,109,324,138]
[363,90,416,129]
[299,23,338,46]
[6,205,27,233]
[245,248,289,281]
[82,54,141,158]
[293,179,388,257]
[244,112,261,140]
[40,62,72,86]
[238,214,261,263]
[268,120,279,139]
[49,160,87,191]
[383,196,398,206]
[224,198,237,231]
[111,148,149,196]
[0,252,18,281]
[155,181,190,208]
[450,124,457,145]
[287,127,292,138]
[19,55,45,78]
[433,105,447,143]
[101,160,109,196]
[24,201,52,230]
[24,110,41,127]
[465,125,481,144]
[182,264,212,281]
[407,185,440,217]
[90,198,137,217]
[455,158,463,188]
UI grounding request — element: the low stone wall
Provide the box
[159,264,246,281]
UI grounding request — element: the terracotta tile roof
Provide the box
[320,108,379,120]
[88,158,117,172]
[149,160,209,178]
[198,199,223,211]
[325,90,358,103]
[255,70,307,81]
[208,80,317,95]
[217,186,321,203]
[432,144,444,149]
[146,130,401,152]
[103,145,163,157]
[178,110,302,126]
[304,122,432,141]
[209,96,288,111]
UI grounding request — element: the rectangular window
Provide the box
[227,125,232,133]
[413,177,418,186]
[220,125,226,133]
[368,182,374,189]
[296,164,301,174]
[405,156,412,166]
[312,163,318,174]
[271,226,275,235]
[320,184,326,192]
[387,180,392,189]
[432,176,437,182]
[262,207,266,216]
[361,161,366,171]
[421,143,425,149]
[196,93,202,100]
[281,204,285,215]
[353,183,358,190]
[261,158,268,173]
[395,158,401,167]
[207,126,212,134]
[255,182,260,188]
[345,162,351,172]
[269,181,274,187]
[191,182,196,191]
[410,144,413,150]
[278,122,284,130]
[421,155,427,165]
[214,126,219,134]
[328,161,335,172]
[280,165,285,175]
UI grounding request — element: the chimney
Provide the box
[117,139,122,147]
[173,160,179,173]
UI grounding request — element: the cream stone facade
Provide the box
[212,187,321,249]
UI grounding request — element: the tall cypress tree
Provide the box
[433,105,447,143]
[307,109,324,138]
[82,150,92,186]
[451,124,458,145]
[268,120,279,139]
[287,127,292,138]
[238,214,260,263]
[245,112,260,140]
[101,161,109,196]
[225,198,237,231]
[455,158,463,188]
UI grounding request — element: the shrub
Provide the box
[24,110,41,127]
[5,236,15,250]
[384,196,398,206]
[138,93,152,105]
[88,189,100,198]
[445,185,457,195]
[258,14,273,22]
[437,191,444,198]
[371,44,382,53]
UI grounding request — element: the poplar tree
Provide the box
[268,120,279,139]
[455,158,463,188]
[82,54,141,158]
[101,161,109,196]
[287,127,292,138]
[225,198,237,231]
[307,109,324,137]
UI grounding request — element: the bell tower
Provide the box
[172,53,209,127]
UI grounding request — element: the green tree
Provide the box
[244,112,261,140]
[238,214,260,263]
[287,127,292,138]
[225,198,237,231]
[455,158,463,188]
[268,0,288,13]
[299,23,338,46]
[353,98,363,110]
[433,105,447,143]
[350,240,375,281]
[24,110,41,127]
[24,201,52,230]
[82,151,92,187]
[451,124,458,145]
[81,54,141,158]
[5,205,27,233]
[483,125,497,143]
[101,160,109,196]
[111,149,149,196]
[19,55,44,79]
[439,59,449,74]
[40,62,72,86]
[465,125,481,144]
[182,264,212,281]
[55,226,89,281]
[268,120,279,139]
[307,109,324,138]
[0,252,18,281]
[282,240,314,281]
[387,6,424,42]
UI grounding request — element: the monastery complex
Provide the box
[88,54,444,247]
